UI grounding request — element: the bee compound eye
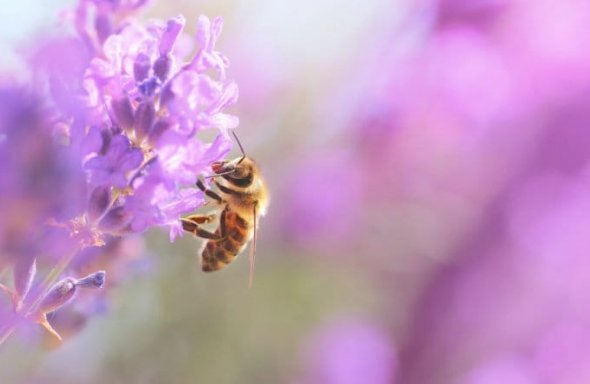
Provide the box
[211,161,224,173]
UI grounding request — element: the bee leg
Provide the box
[196,178,224,204]
[218,210,228,238]
[181,217,222,240]
[183,213,216,224]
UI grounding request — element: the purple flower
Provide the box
[0,249,106,342]
[72,10,238,241]
[0,0,240,345]
[156,131,232,184]
[275,1,590,383]
[73,11,236,240]
[84,134,144,187]
[0,87,87,266]
[281,151,363,250]
[457,357,536,384]
[298,319,398,384]
[435,0,509,30]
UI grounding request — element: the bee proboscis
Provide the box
[181,131,269,286]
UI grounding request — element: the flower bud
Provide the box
[133,52,151,83]
[138,77,160,97]
[196,15,212,50]
[153,54,173,82]
[35,270,106,341]
[134,101,155,140]
[38,278,77,314]
[75,271,106,288]
[111,97,134,132]
[159,16,185,55]
[159,83,174,108]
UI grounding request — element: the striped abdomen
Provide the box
[201,207,251,272]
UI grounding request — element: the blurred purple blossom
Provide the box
[0,0,239,344]
[281,151,363,251]
[273,0,590,382]
[298,319,397,384]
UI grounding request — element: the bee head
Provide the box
[211,157,255,180]
[211,160,228,174]
[209,131,256,182]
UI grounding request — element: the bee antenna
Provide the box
[232,130,247,164]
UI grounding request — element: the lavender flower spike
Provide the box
[0,0,240,345]
[78,10,236,239]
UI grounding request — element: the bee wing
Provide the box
[248,203,258,288]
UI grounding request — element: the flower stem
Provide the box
[0,238,90,345]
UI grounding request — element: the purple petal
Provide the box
[168,222,184,242]
[153,54,173,82]
[111,97,134,131]
[87,169,112,186]
[210,113,239,132]
[170,71,200,108]
[108,135,132,159]
[133,52,151,82]
[134,101,156,139]
[84,155,109,170]
[88,186,111,222]
[80,125,103,157]
[148,118,171,145]
[213,81,239,113]
[200,133,232,165]
[195,15,211,51]
[102,34,124,69]
[160,15,186,55]
[119,148,144,172]
[110,172,128,188]
[95,13,113,43]
[99,206,133,233]
[197,74,223,103]
[13,256,36,301]
[162,188,204,241]
[210,17,224,48]
[164,188,203,218]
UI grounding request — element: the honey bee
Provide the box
[181,132,269,286]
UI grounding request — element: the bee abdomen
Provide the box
[202,242,232,272]
[199,209,251,272]
[201,236,247,272]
